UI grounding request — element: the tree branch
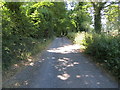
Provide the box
[104,2,119,8]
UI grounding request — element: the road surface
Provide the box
[3,37,118,88]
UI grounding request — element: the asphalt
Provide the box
[3,37,118,88]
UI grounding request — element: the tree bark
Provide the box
[94,8,101,33]
[92,2,106,33]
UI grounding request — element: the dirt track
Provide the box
[3,37,118,88]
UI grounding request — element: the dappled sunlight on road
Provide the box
[12,56,36,70]
[57,73,70,80]
[76,75,81,78]
[14,82,21,87]
[53,56,107,87]
[13,80,30,88]
[23,80,29,85]
[47,44,81,54]
[54,57,80,81]
[55,57,79,70]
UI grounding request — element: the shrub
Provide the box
[2,35,52,70]
[67,31,120,80]
[84,33,120,80]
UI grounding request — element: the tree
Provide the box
[91,2,106,33]
[105,3,119,33]
[51,2,68,36]
[91,1,119,33]
[70,2,92,32]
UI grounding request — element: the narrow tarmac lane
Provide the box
[3,37,118,88]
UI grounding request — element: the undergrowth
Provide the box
[67,32,120,81]
[2,36,52,70]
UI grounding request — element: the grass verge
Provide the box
[2,36,53,81]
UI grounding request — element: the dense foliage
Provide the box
[84,33,120,80]
[2,2,70,70]
[67,1,120,81]
[68,2,92,32]
[2,1,120,81]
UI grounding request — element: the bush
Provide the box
[67,32,120,80]
[84,33,120,80]
[2,35,52,70]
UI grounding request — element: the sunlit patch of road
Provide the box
[47,44,81,54]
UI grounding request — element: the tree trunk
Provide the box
[94,8,101,33]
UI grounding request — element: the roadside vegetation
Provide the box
[84,33,120,80]
[67,32,120,81]
[1,1,120,81]
[2,2,68,71]
[66,2,120,81]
